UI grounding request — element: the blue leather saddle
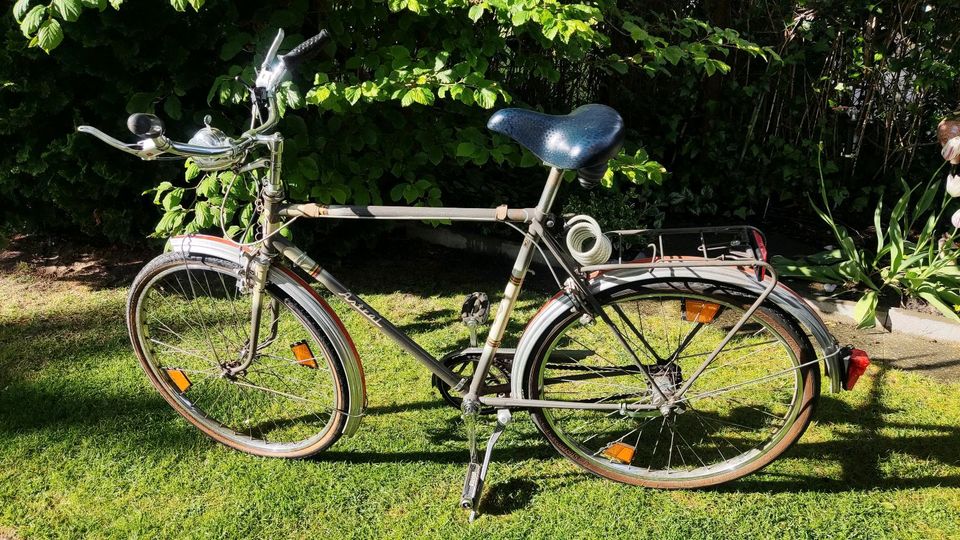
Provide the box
[486,104,624,177]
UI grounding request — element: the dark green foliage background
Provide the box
[3,1,959,244]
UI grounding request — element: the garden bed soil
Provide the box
[0,234,154,290]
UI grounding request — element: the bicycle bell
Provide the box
[188,116,236,171]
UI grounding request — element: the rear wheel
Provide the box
[127,253,349,458]
[524,281,819,488]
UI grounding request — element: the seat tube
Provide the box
[465,167,563,403]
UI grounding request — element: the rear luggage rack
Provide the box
[605,225,770,281]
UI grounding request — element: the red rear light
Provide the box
[844,348,871,390]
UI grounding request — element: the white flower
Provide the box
[953,208,960,229]
[948,174,960,198]
[943,136,960,164]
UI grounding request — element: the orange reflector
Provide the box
[600,442,635,464]
[291,340,318,369]
[683,299,721,323]
[165,368,192,392]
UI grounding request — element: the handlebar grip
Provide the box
[127,113,165,139]
[280,29,330,68]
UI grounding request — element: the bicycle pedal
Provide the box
[460,462,481,510]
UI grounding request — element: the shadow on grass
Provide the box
[0,297,128,387]
[722,362,960,493]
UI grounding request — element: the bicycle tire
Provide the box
[523,280,819,488]
[127,252,350,458]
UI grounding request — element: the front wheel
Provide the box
[127,252,350,458]
[524,281,819,488]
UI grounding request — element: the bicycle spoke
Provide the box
[532,290,813,485]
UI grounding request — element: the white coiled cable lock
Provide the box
[565,215,612,266]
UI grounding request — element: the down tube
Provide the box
[272,238,462,388]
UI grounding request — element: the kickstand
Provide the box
[460,408,512,522]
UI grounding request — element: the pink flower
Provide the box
[943,136,960,164]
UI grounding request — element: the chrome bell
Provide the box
[188,117,236,171]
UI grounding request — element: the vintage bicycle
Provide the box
[79,29,871,518]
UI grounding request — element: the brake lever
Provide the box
[260,28,285,74]
[77,125,164,160]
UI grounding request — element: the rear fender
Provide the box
[167,234,367,437]
[510,266,842,397]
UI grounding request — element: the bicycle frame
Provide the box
[234,145,800,415]
[262,166,614,406]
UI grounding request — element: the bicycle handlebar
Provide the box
[78,27,330,165]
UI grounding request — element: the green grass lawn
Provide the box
[1,243,959,539]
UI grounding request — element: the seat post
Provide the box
[533,166,563,218]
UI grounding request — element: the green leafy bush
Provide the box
[6,0,777,243]
[10,1,959,245]
[773,162,960,328]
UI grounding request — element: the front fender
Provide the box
[168,234,367,437]
[510,266,842,397]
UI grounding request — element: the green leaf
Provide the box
[36,19,64,53]
[197,174,219,197]
[344,85,362,105]
[661,46,683,65]
[360,81,379,98]
[184,160,201,181]
[298,156,320,181]
[330,186,349,204]
[150,181,174,203]
[455,142,477,158]
[52,0,82,22]
[283,83,303,110]
[162,187,184,211]
[163,95,182,120]
[853,290,879,329]
[401,87,434,107]
[306,86,332,105]
[195,201,213,227]
[474,87,497,109]
[218,32,250,61]
[918,289,960,323]
[20,5,46,37]
[467,4,484,22]
[704,60,716,76]
[13,0,31,23]
[873,198,884,255]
